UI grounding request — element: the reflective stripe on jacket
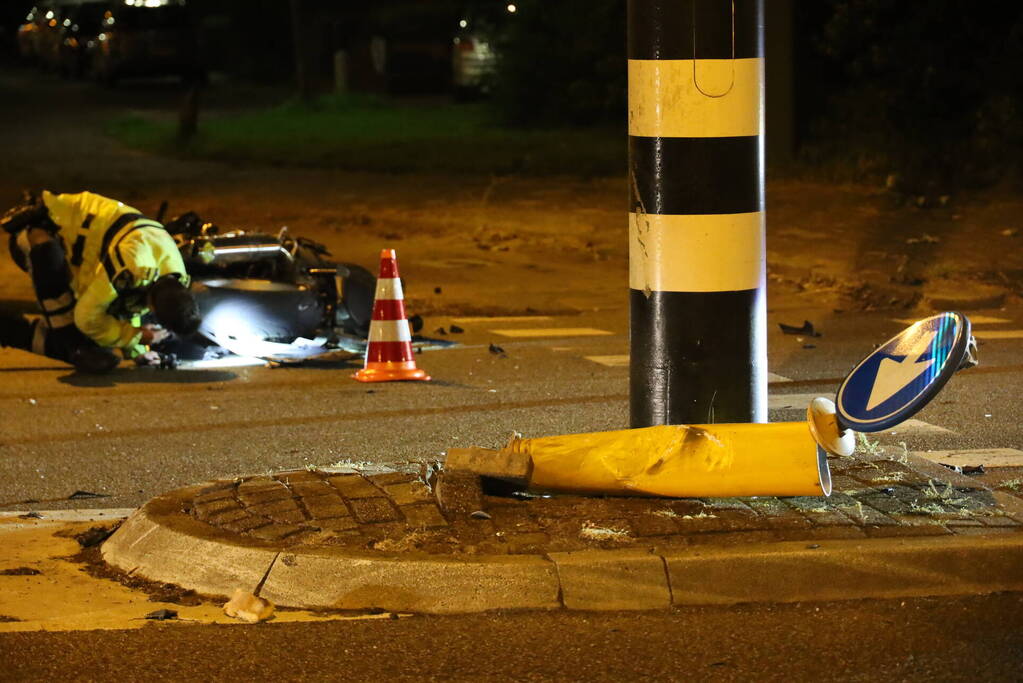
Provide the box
[41,191,188,357]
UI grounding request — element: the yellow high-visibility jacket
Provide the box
[41,191,188,358]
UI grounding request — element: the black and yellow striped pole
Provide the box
[628,0,766,427]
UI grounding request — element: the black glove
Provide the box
[1,192,56,235]
[157,352,179,370]
[134,350,179,370]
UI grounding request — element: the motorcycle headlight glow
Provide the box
[199,299,336,362]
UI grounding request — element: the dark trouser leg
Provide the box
[27,239,78,363]
[24,239,119,373]
[28,240,75,330]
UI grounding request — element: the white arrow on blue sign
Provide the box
[836,312,971,432]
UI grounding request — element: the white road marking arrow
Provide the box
[866,331,937,411]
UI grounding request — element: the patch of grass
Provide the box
[579,523,630,542]
[679,512,717,520]
[106,94,625,177]
[871,471,907,483]
[856,432,885,457]
[998,478,1023,492]
[921,479,976,510]
[908,501,948,516]
[838,500,867,521]
[924,479,957,500]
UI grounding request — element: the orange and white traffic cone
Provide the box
[354,249,430,383]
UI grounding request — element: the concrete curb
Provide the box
[102,491,280,599]
[102,487,1023,614]
[661,536,1023,605]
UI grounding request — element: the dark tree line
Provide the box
[491,0,1023,188]
[89,0,1023,188]
[490,0,627,127]
[808,1,1023,189]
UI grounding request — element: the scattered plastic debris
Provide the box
[470,510,491,520]
[939,463,986,476]
[223,589,275,623]
[75,526,116,548]
[0,567,41,576]
[779,320,821,337]
[144,609,179,621]
[435,327,448,335]
[17,511,42,520]
[449,324,464,334]
[68,490,110,500]
[906,233,940,245]
[489,343,506,356]
[26,398,37,406]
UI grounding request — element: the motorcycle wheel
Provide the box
[339,263,376,338]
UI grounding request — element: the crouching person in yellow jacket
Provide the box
[1,190,201,373]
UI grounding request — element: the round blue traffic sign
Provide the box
[836,312,972,432]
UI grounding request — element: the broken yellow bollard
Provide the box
[503,421,831,498]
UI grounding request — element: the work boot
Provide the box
[69,346,120,374]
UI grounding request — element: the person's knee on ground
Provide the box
[68,344,120,374]
[38,321,120,373]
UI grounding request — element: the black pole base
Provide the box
[630,288,766,427]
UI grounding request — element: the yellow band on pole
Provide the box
[509,422,830,498]
[630,211,765,293]
[628,58,763,139]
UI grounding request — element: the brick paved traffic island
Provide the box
[189,457,1019,553]
[101,449,1023,614]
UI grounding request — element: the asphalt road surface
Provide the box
[3,594,1022,681]
[2,303,1021,511]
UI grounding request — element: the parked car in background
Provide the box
[15,6,41,61]
[17,4,62,64]
[40,3,73,70]
[58,0,106,78]
[451,1,515,99]
[86,0,202,84]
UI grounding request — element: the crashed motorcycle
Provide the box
[160,210,384,364]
